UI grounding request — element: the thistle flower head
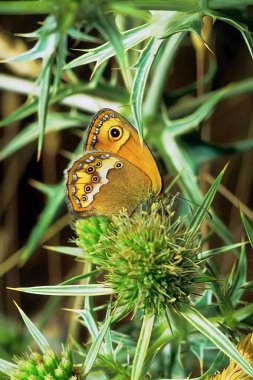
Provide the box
[76,198,204,315]
[12,348,82,380]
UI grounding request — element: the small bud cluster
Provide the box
[11,348,82,380]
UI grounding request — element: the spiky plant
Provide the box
[76,198,204,315]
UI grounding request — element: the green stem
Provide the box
[131,313,155,380]
[211,0,253,7]
[112,0,253,11]
[0,1,53,14]
[112,0,201,12]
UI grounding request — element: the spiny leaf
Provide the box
[228,244,247,305]
[94,8,131,88]
[0,359,16,376]
[0,113,84,161]
[199,242,246,260]
[131,37,162,135]
[179,304,253,378]
[84,316,112,376]
[37,56,53,160]
[20,182,65,264]
[241,211,253,248]
[186,164,227,239]
[44,245,83,257]
[9,284,114,296]
[207,9,253,59]
[64,12,172,71]
[14,301,50,353]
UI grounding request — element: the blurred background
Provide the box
[0,2,253,364]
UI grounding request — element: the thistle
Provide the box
[11,348,82,380]
[76,198,204,315]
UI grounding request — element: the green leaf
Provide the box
[94,8,131,88]
[14,301,50,353]
[44,245,84,257]
[232,303,253,322]
[144,32,185,120]
[207,9,253,58]
[37,56,53,159]
[110,0,200,12]
[68,28,101,43]
[183,136,253,169]
[165,79,253,137]
[241,211,253,249]
[155,129,234,245]
[78,309,99,341]
[19,138,84,264]
[84,316,112,376]
[192,351,225,380]
[20,182,65,264]
[131,313,155,380]
[131,37,162,135]
[0,112,84,161]
[0,98,38,128]
[61,271,98,285]
[9,284,114,296]
[186,165,227,239]
[1,16,57,63]
[0,359,16,376]
[64,12,171,71]
[0,1,53,14]
[110,330,136,347]
[199,242,246,260]
[53,35,68,93]
[65,23,151,70]
[179,304,253,378]
[228,244,247,305]
[162,12,203,41]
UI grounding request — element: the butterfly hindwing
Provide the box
[66,151,152,217]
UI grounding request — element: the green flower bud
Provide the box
[44,375,54,380]
[54,367,66,379]
[61,357,72,374]
[76,216,110,252]
[11,348,79,380]
[43,351,58,371]
[76,198,204,315]
[36,363,47,377]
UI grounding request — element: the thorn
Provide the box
[37,148,41,162]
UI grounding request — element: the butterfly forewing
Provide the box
[85,108,162,195]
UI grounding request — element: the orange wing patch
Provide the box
[85,109,162,195]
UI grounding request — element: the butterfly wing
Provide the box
[66,151,152,217]
[85,108,162,195]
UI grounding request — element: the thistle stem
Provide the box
[131,313,155,380]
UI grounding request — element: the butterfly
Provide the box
[66,108,162,217]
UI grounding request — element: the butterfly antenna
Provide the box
[167,193,213,219]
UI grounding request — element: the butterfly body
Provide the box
[66,109,161,217]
